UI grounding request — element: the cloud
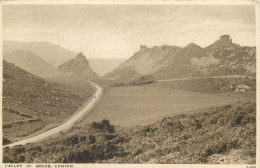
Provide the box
[3,4,256,58]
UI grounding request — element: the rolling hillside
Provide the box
[3,41,127,77]
[3,60,94,140]
[3,41,76,66]
[3,50,59,78]
[106,35,256,82]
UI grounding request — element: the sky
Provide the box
[3,4,256,59]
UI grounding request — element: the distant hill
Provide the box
[58,53,99,80]
[3,60,94,140]
[3,50,59,78]
[106,35,256,82]
[3,41,127,78]
[3,41,76,66]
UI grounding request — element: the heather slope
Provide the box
[110,101,256,164]
[3,61,94,140]
[3,101,256,164]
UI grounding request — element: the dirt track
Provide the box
[157,75,255,82]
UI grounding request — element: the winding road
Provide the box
[4,75,254,148]
[4,81,103,148]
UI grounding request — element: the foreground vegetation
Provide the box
[3,101,255,164]
[111,101,256,164]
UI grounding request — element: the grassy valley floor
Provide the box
[84,85,243,126]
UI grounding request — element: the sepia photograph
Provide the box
[1,0,258,166]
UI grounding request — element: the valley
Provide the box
[2,34,256,164]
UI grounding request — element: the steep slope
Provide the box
[3,41,76,66]
[202,35,256,76]
[105,45,180,81]
[3,50,59,78]
[106,35,256,82]
[58,53,99,80]
[3,60,94,140]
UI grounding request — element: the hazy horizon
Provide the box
[3,5,256,59]
[88,58,127,75]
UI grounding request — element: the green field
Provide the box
[84,85,242,126]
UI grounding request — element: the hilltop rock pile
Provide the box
[106,35,256,82]
[58,53,99,79]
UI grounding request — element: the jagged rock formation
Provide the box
[3,41,125,76]
[58,53,99,80]
[106,35,256,82]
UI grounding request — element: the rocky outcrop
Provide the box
[58,53,99,79]
[220,34,232,42]
[106,35,256,81]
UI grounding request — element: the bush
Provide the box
[91,119,115,133]
[3,137,12,145]
[129,75,155,85]
[88,135,96,144]
[3,102,255,164]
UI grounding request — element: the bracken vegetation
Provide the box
[109,101,256,164]
[3,119,127,163]
[3,101,255,164]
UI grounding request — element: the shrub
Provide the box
[91,119,115,133]
[129,75,155,85]
[88,135,96,144]
[3,137,12,145]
